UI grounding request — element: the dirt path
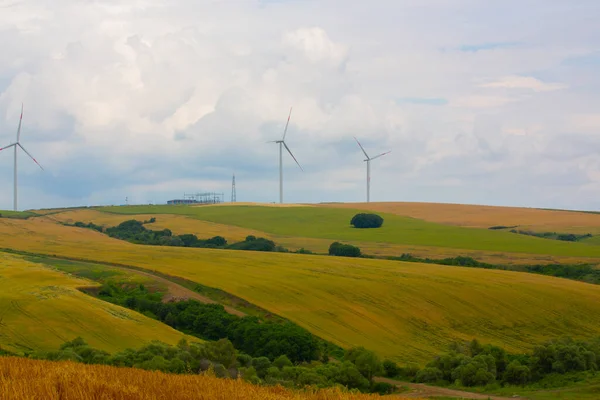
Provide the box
[101,265,246,317]
[375,377,524,399]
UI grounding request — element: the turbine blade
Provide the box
[283,142,303,171]
[16,103,23,142]
[282,106,293,141]
[370,150,391,160]
[0,143,17,152]
[354,136,370,159]
[17,143,44,170]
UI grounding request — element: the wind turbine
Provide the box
[354,136,390,203]
[0,104,44,211]
[269,107,303,204]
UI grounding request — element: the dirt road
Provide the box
[375,378,524,399]
[97,265,246,317]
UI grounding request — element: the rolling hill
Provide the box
[3,211,600,363]
[0,252,189,354]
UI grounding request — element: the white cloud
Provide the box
[480,76,568,92]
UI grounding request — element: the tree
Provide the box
[383,360,401,378]
[329,242,361,257]
[350,213,384,229]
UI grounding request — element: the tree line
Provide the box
[69,219,298,253]
[382,337,600,390]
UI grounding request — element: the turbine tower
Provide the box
[269,107,303,203]
[354,137,390,203]
[231,173,236,203]
[0,104,44,211]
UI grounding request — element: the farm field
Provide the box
[43,208,600,265]
[318,202,600,234]
[3,217,600,362]
[94,204,600,258]
[0,357,389,400]
[0,252,189,354]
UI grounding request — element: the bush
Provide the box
[416,367,443,383]
[383,359,401,378]
[350,213,384,229]
[329,242,361,258]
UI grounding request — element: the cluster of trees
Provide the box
[71,221,103,232]
[328,242,361,258]
[28,337,394,394]
[509,229,592,242]
[393,254,495,269]
[97,283,331,364]
[382,337,600,389]
[350,214,384,229]
[75,219,289,253]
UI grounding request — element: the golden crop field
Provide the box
[319,202,600,234]
[0,252,189,354]
[42,208,599,265]
[3,217,600,362]
[0,357,393,400]
[46,209,267,243]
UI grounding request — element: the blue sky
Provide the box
[0,0,599,210]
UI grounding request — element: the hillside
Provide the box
[94,204,600,258]
[318,201,600,234]
[0,252,189,354]
[0,357,390,400]
[3,216,600,362]
[44,207,599,265]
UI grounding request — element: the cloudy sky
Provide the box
[0,0,599,211]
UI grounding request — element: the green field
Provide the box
[0,210,36,219]
[97,205,600,258]
[0,252,189,354]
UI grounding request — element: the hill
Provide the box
[92,204,600,261]
[318,201,600,234]
[0,252,189,354]
[0,357,390,400]
[44,207,599,265]
[3,216,600,362]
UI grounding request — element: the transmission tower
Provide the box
[231,173,237,203]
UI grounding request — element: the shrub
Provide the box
[383,360,401,378]
[329,242,361,258]
[416,367,443,383]
[350,213,384,229]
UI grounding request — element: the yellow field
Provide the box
[42,209,599,265]
[319,202,600,234]
[0,357,391,400]
[0,252,189,354]
[3,217,600,363]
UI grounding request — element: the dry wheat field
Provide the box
[0,357,403,400]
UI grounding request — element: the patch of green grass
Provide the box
[0,210,36,219]
[98,205,600,258]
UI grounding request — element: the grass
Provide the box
[0,252,190,354]
[94,204,600,258]
[0,210,36,219]
[4,218,600,363]
[0,357,392,400]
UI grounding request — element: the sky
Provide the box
[0,0,599,211]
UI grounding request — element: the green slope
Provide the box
[97,205,600,258]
